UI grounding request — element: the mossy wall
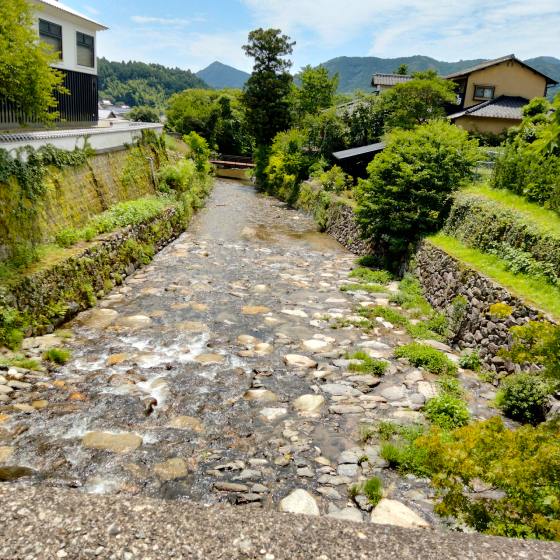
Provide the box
[0,144,165,260]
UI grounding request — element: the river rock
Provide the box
[244,389,277,402]
[0,446,14,463]
[281,309,308,318]
[380,385,406,401]
[116,315,153,329]
[214,482,249,492]
[238,335,258,346]
[302,339,330,352]
[106,353,129,366]
[321,383,361,397]
[279,489,319,516]
[293,394,325,414]
[154,458,188,480]
[284,354,317,369]
[242,306,271,315]
[195,353,225,364]
[82,432,143,453]
[328,507,363,523]
[176,321,209,333]
[417,381,438,400]
[254,343,273,355]
[167,416,204,433]
[370,499,430,529]
[259,408,287,421]
[79,308,118,329]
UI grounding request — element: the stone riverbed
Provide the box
[0,179,501,529]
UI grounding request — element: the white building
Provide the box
[0,0,108,129]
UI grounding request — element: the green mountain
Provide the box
[98,58,207,107]
[196,61,250,90]
[319,55,560,96]
[525,56,560,99]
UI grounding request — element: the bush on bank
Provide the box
[355,120,480,267]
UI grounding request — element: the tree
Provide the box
[395,64,409,75]
[341,95,385,147]
[356,120,480,265]
[381,70,456,130]
[0,0,66,123]
[295,65,339,117]
[242,29,295,146]
[166,89,253,155]
[128,106,160,123]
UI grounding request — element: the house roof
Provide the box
[372,73,413,87]
[333,142,386,160]
[34,0,108,30]
[448,95,528,121]
[444,54,558,85]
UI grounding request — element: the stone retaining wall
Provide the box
[413,241,551,371]
[0,204,193,338]
[323,200,373,255]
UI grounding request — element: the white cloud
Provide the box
[242,0,560,60]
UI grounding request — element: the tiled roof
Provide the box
[372,74,413,87]
[448,96,528,121]
[445,54,558,85]
[333,142,386,160]
[0,122,162,143]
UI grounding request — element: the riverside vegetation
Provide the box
[0,131,213,349]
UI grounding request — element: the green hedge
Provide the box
[444,192,560,283]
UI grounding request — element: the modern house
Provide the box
[446,55,558,133]
[0,0,108,129]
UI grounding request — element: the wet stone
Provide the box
[154,458,188,480]
[167,416,204,433]
[82,432,143,454]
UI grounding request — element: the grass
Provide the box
[346,350,389,375]
[429,234,560,320]
[463,183,560,238]
[42,347,71,365]
[0,355,41,371]
[394,342,458,375]
[340,283,388,293]
[349,267,392,284]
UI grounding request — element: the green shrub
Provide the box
[356,255,379,268]
[437,375,464,398]
[183,131,211,173]
[380,424,431,477]
[314,165,351,193]
[424,394,470,429]
[489,302,513,319]
[390,274,433,316]
[394,343,457,375]
[0,307,25,350]
[349,267,392,284]
[444,191,560,284]
[459,350,482,371]
[417,417,560,540]
[356,120,480,265]
[347,350,389,375]
[503,321,560,381]
[362,477,383,506]
[43,347,71,365]
[0,355,40,370]
[495,374,552,425]
[55,228,80,248]
[158,160,198,194]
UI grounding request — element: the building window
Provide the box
[76,32,95,67]
[473,85,495,101]
[39,19,63,59]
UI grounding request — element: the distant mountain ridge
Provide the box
[196,61,250,89]
[319,55,560,97]
[200,55,560,99]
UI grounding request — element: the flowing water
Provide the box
[2,179,463,523]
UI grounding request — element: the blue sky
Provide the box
[66,0,560,72]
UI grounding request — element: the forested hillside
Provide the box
[319,55,560,96]
[98,58,208,107]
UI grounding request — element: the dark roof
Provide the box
[332,142,386,160]
[372,73,413,87]
[448,95,528,121]
[444,54,558,85]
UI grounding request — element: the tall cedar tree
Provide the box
[0,0,67,123]
[242,29,295,146]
